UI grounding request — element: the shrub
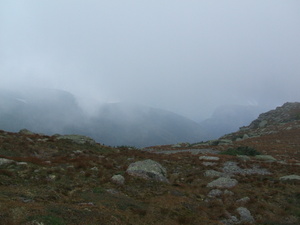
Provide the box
[221,146,261,156]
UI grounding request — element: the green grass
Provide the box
[221,146,261,156]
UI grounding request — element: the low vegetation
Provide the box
[220,146,261,156]
[0,124,299,224]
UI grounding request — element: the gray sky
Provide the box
[1,0,300,120]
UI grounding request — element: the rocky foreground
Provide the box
[0,102,299,224]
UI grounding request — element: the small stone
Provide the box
[111,174,125,185]
[19,129,34,135]
[236,197,250,205]
[280,175,300,181]
[199,156,220,161]
[224,190,234,196]
[237,155,251,161]
[236,207,255,223]
[204,170,222,178]
[207,189,223,198]
[255,155,277,161]
[48,175,56,180]
[202,162,217,166]
[73,150,83,154]
[259,120,268,128]
[0,158,14,166]
[207,177,238,189]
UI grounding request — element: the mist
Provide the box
[1,1,300,121]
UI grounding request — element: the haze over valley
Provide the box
[1,1,300,146]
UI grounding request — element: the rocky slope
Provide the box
[0,102,299,224]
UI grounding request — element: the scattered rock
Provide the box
[202,162,217,166]
[199,156,220,161]
[47,175,56,181]
[19,129,35,135]
[279,175,300,181]
[259,120,268,128]
[111,174,125,185]
[242,134,249,139]
[90,167,99,171]
[0,158,14,166]
[207,177,238,189]
[73,150,83,154]
[126,159,168,183]
[222,161,271,176]
[236,207,255,223]
[106,189,120,195]
[224,189,234,196]
[221,214,239,225]
[204,170,222,178]
[56,135,96,145]
[207,189,223,198]
[254,155,277,161]
[237,155,251,161]
[236,197,250,205]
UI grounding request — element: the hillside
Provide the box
[199,104,265,140]
[0,88,208,147]
[0,102,299,224]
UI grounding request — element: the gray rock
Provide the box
[19,129,35,135]
[204,170,222,178]
[242,134,249,139]
[57,135,96,145]
[224,189,234,196]
[279,175,300,181]
[202,162,217,166]
[236,207,255,223]
[111,174,125,185]
[199,156,220,161]
[259,120,268,128]
[207,189,223,198]
[221,215,239,225]
[0,158,14,166]
[222,161,244,175]
[236,197,250,205]
[255,155,277,161]
[126,159,168,183]
[222,161,271,176]
[207,177,238,189]
[237,155,251,161]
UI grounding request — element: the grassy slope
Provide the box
[0,128,299,225]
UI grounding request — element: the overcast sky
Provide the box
[1,1,300,120]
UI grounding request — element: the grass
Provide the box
[221,146,261,156]
[0,128,299,224]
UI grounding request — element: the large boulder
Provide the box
[126,159,168,183]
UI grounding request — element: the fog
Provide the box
[1,1,300,121]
